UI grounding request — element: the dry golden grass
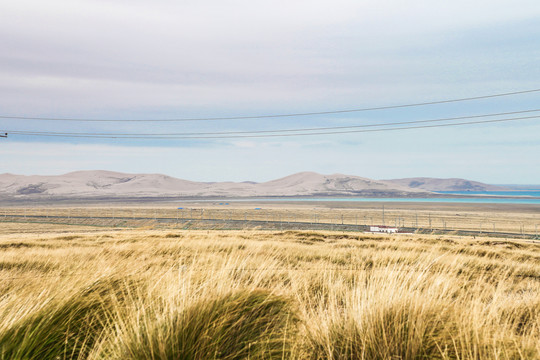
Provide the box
[0,223,539,359]
[0,222,117,235]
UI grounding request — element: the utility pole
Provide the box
[382,205,385,226]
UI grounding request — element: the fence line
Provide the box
[1,207,539,239]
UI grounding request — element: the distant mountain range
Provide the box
[383,177,508,192]
[0,171,510,201]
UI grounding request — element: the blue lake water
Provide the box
[437,190,540,197]
[230,194,540,205]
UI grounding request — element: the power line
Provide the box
[1,88,539,122]
[4,108,540,137]
[4,114,540,140]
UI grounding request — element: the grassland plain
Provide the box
[0,223,539,359]
[2,201,540,234]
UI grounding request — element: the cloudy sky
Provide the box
[1,0,540,183]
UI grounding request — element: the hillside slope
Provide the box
[0,171,428,200]
[384,177,508,192]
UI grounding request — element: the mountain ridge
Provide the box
[0,171,509,201]
[383,177,509,192]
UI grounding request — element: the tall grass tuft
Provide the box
[309,303,451,359]
[0,278,129,360]
[109,289,298,360]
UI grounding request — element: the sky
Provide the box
[1,0,540,183]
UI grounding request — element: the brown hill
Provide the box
[383,177,509,192]
[0,171,427,200]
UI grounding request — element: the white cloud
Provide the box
[2,0,540,114]
[2,122,540,184]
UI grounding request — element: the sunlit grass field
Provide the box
[1,223,539,359]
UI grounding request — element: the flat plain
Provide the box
[2,201,540,235]
[0,217,539,359]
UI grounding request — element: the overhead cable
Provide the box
[4,114,540,140]
[4,108,540,137]
[0,88,539,122]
